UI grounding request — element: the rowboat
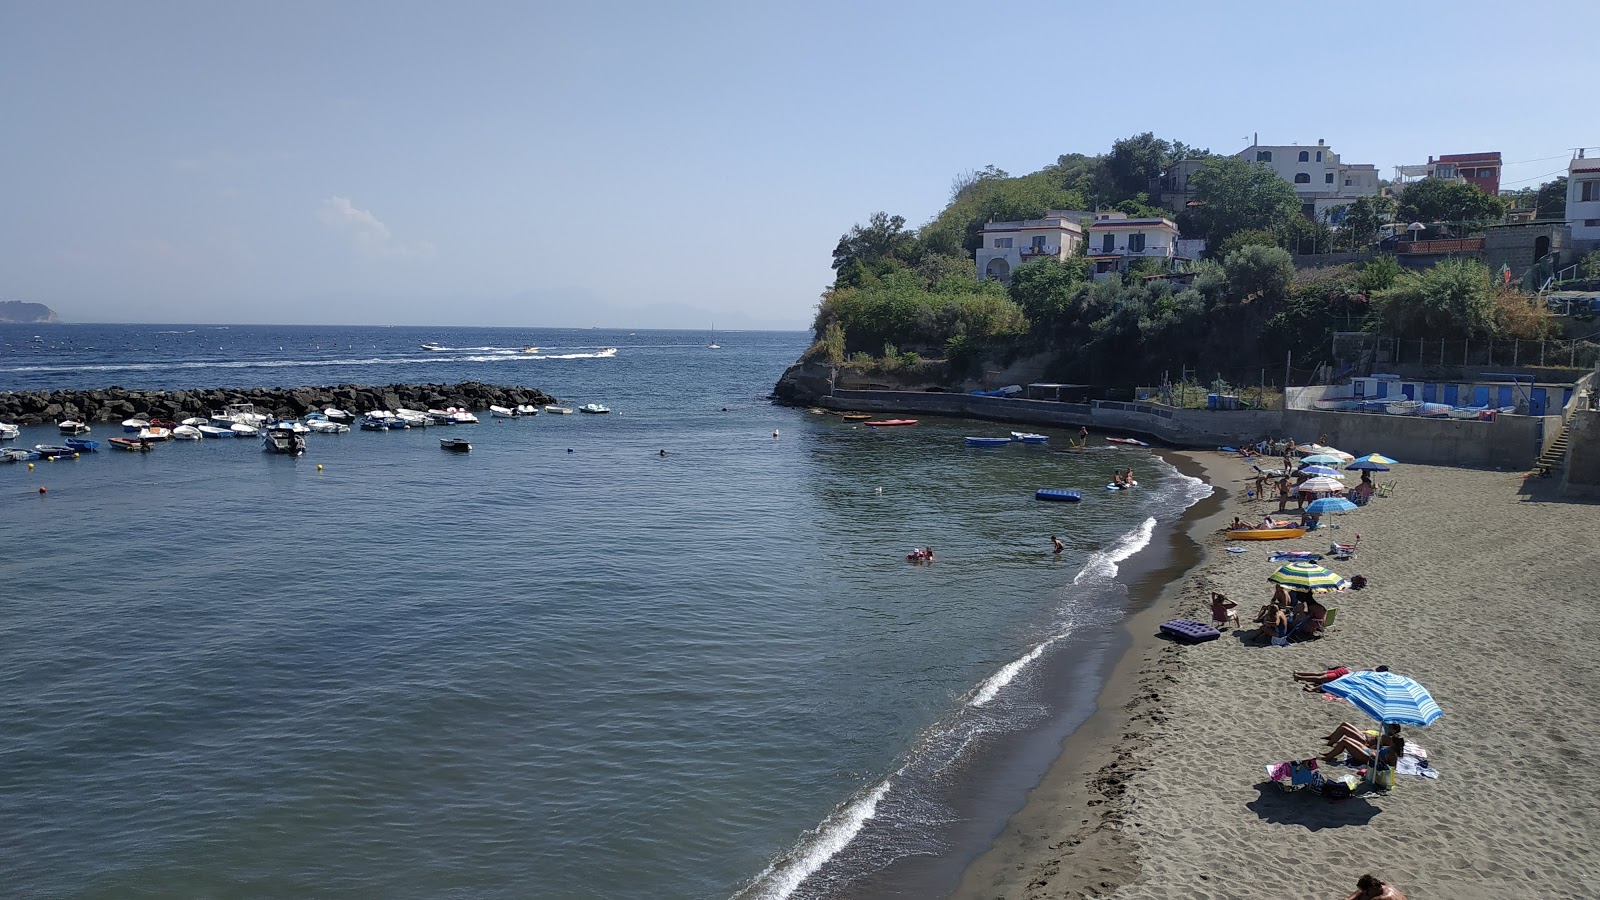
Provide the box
[33,444,78,459]
[122,418,150,432]
[64,438,99,452]
[1385,400,1422,415]
[1445,405,1489,419]
[965,436,1011,447]
[1011,432,1049,443]
[108,437,152,452]
[864,419,918,427]
[841,413,871,421]
[1225,527,1308,541]
[489,405,517,418]
[440,437,472,452]
[544,405,573,415]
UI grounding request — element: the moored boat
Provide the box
[543,405,573,415]
[172,425,203,440]
[262,425,306,455]
[864,419,918,426]
[489,405,516,418]
[197,425,233,438]
[34,444,78,459]
[578,403,610,414]
[58,420,91,435]
[308,420,350,434]
[2,447,40,461]
[449,408,479,424]
[121,418,150,433]
[138,426,172,441]
[440,437,472,452]
[64,437,99,452]
[515,404,540,416]
[1010,432,1049,443]
[108,437,152,452]
[181,416,209,427]
[0,422,20,440]
[230,423,259,438]
[841,413,871,421]
[964,436,1011,447]
[324,407,351,421]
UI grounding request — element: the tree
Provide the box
[1395,179,1505,228]
[1103,132,1172,202]
[1222,245,1295,303]
[1187,157,1301,253]
[1368,258,1497,339]
[831,212,918,288]
[1535,177,1567,220]
[1008,256,1090,327]
[1340,197,1384,249]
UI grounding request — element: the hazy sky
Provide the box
[3,1,1594,327]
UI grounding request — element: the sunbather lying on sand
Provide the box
[1322,722,1403,766]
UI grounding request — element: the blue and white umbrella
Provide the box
[1300,465,1342,477]
[1322,671,1442,727]
[1345,460,1390,472]
[1306,497,1358,515]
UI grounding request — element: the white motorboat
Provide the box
[394,409,430,428]
[578,403,610,414]
[273,420,313,434]
[1385,400,1422,416]
[180,416,208,427]
[421,342,445,351]
[543,405,573,414]
[488,405,516,418]
[324,407,352,421]
[0,422,18,440]
[515,404,540,416]
[197,425,233,438]
[308,420,350,434]
[230,423,259,437]
[172,425,204,440]
[122,417,151,432]
[58,420,91,435]
[448,408,479,424]
[138,426,172,441]
[425,409,455,426]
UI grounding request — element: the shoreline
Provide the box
[948,449,1233,899]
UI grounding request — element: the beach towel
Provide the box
[1225,547,1247,554]
[1396,756,1440,779]
[1269,551,1323,562]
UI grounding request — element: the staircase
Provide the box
[1533,420,1572,475]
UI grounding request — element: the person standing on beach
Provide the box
[1340,873,1406,899]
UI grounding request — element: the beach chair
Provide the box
[1376,480,1396,498]
[1321,608,1338,632]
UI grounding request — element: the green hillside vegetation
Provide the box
[804,134,1547,387]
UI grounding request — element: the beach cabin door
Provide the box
[1496,386,1514,408]
[1400,383,1416,400]
[1473,386,1490,406]
[1422,384,1437,403]
[1376,381,1390,399]
[1529,388,1547,416]
[1443,384,1459,405]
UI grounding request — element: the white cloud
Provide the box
[316,196,436,262]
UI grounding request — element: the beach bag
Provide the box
[1324,780,1352,800]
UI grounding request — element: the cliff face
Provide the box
[0,301,59,323]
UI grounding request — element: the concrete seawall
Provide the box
[820,390,1556,470]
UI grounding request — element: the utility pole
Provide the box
[1284,351,1292,407]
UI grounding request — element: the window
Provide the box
[1587,219,1600,227]
[1325,173,1334,184]
[994,237,1012,249]
[1316,151,1323,162]
[1298,150,1310,162]
[1256,150,1272,162]
[1582,181,1600,202]
[1345,178,1353,186]
[1294,173,1311,183]
[1101,233,1115,254]
[1031,235,1047,249]
[1129,233,1145,253]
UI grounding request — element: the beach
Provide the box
[954,453,1600,900]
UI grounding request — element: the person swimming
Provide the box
[1051,534,1065,554]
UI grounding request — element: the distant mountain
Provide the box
[0,301,58,324]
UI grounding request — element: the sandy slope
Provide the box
[954,455,1600,900]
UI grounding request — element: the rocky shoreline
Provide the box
[0,381,557,425]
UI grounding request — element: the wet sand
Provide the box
[952,453,1600,900]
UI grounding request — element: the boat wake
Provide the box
[0,347,620,376]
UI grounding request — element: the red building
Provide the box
[1434,152,1502,196]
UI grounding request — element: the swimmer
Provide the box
[1051,534,1065,554]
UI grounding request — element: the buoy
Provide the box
[772,430,779,438]
[38,486,46,494]
[874,487,883,494]
[27,462,34,470]
[316,464,323,471]
[567,448,573,453]
[73,453,80,459]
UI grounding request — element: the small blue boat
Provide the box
[65,438,99,452]
[1035,488,1082,502]
[33,444,78,459]
[965,436,1012,447]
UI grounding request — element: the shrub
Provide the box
[1222,244,1295,302]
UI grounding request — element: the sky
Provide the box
[2,0,1595,328]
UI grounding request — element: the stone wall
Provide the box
[1561,409,1600,496]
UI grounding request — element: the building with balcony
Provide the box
[1567,148,1600,248]
[975,210,1090,282]
[1234,139,1379,221]
[1148,157,1208,214]
[1395,152,1502,196]
[1085,212,1187,278]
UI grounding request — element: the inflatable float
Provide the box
[865,419,918,427]
[1034,488,1082,502]
[1105,480,1138,491]
[1225,527,1308,540]
[1106,437,1149,447]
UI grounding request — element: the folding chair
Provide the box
[1376,480,1396,498]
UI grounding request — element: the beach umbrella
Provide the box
[1345,460,1390,472]
[1352,453,1398,466]
[1321,671,1442,727]
[1299,464,1342,477]
[1301,454,1345,466]
[1268,560,1349,592]
[1299,476,1346,493]
[1306,496,1358,515]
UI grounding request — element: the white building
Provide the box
[975,210,1089,282]
[1085,212,1187,279]
[1567,148,1600,246]
[1235,139,1379,221]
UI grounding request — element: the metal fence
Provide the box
[1332,333,1600,373]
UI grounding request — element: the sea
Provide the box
[0,324,1210,899]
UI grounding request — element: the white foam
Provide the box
[0,347,619,375]
[970,637,1056,707]
[1072,516,1157,585]
[741,780,892,900]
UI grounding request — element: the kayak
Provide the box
[841,413,871,421]
[1225,527,1308,541]
[965,436,1011,447]
[1106,437,1149,447]
[864,419,918,427]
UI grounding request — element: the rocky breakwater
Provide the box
[0,381,557,425]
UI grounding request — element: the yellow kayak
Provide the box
[1226,527,1307,541]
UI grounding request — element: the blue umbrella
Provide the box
[1345,460,1390,472]
[1306,497,1357,514]
[1351,453,1398,465]
[1322,671,1442,727]
[1300,464,1341,477]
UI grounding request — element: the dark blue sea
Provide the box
[0,324,1208,899]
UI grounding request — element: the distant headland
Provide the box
[0,301,59,324]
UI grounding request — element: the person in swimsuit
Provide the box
[1323,722,1402,766]
[1341,874,1407,900]
[1293,665,1351,685]
[1051,534,1065,554]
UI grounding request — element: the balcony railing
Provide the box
[1018,245,1062,258]
[1396,238,1485,255]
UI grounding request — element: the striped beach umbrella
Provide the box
[1352,453,1398,465]
[1306,496,1358,515]
[1300,454,1345,466]
[1299,476,1346,493]
[1299,464,1342,477]
[1321,671,1442,727]
[1344,460,1390,472]
[1268,560,1349,592]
